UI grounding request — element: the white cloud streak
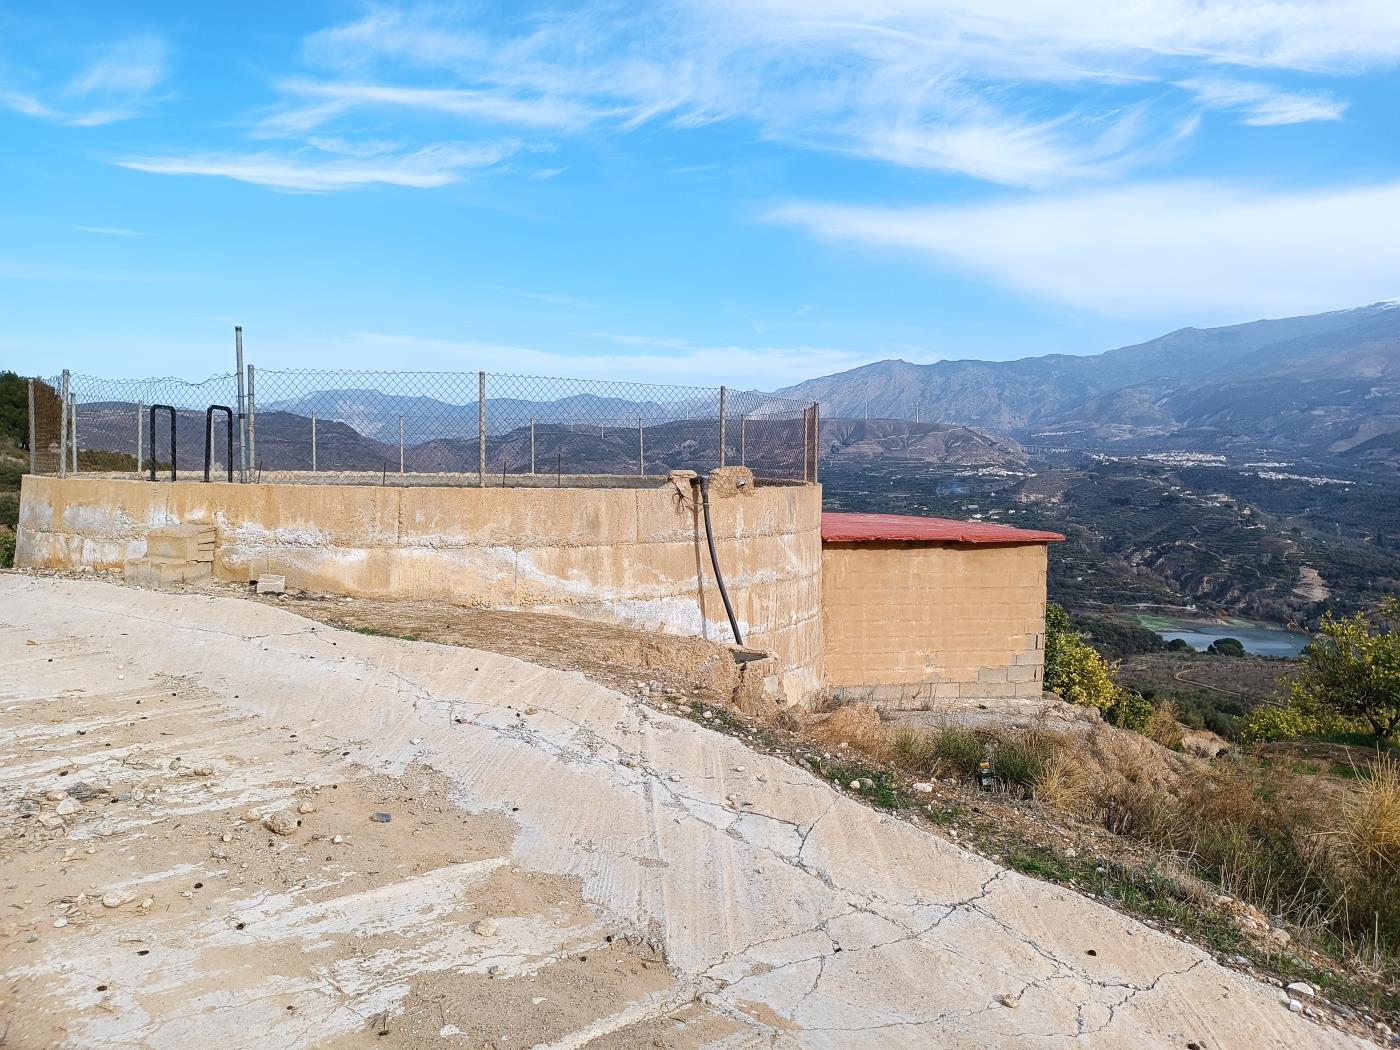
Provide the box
[241,1,1400,188]
[1179,78,1347,125]
[1,34,169,126]
[769,181,1400,319]
[348,330,875,387]
[116,142,519,192]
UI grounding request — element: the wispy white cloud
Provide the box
[768,181,1400,319]
[75,225,146,237]
[348,330,874,387]
[116,141,519,192]
[513,290,598,310]
[1179,77,1347,125]
[1,34,169,126]
[247,1,1400,188]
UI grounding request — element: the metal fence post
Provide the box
[802,406,810,482]
[311,414,317,472]
[26,379,36,475]
[530,417,536,475]
[235,326,247,482]
[718,385,727,468]
[478,371,486,487]
[58,370,69,478]
[812,402,821,483]
[247,364,257,478]
[137,402,144,476]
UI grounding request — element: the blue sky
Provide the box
[3,1,1400,388]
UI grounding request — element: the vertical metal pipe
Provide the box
[399,415,405,475]
[247,365,257,478]
[137,402,144,476]
[813,402,821,484]
[530,417,536,475]
[638,416,645,477]
[801,406,810,482]
[478,371,486,487]
[311,414,317,472]
[718,386,727,468]
[26,379,36,475]
[235,326,247,482]
[58,370,69,478]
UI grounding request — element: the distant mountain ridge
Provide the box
[779,300,1400,462]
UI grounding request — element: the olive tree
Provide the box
[1292,598,1400,741]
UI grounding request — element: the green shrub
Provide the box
[929,724,985,777]
[1290,599,1400,741]
[1208,637,1246,656]
[0,531,14,569]
[887,726,936,771]
[1044,603,1120,711]
[1106,689,1154,732]
[990,737,1046,788]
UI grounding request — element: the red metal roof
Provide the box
[821,511,1065,545]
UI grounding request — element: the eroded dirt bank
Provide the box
[0,576,1377,1048]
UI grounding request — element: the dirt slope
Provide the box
[0,576,1376,1048]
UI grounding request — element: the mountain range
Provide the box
[778,300,1400,464]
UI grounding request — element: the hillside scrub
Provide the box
[1044,602,1160,733]
[813,708,1400,999]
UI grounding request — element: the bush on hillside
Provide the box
[0,371,26,448]
[1044,603,1119,711]
[1208,637,1246,656]
[1290,598,1400,742]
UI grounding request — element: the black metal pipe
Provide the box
[149,404,177,481]
[691,475,743,646]
[205,405,233,482]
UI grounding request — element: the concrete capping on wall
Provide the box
[17,472,824,702]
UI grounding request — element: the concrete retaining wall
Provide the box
[822,540,1048,707]
[17,472,823,701]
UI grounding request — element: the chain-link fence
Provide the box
[32,368,819,486]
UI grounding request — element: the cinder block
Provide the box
[123,556,212,587]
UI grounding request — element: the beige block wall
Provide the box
[822,540,1049,707]
[17,473,823,702]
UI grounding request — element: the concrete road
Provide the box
[0,576,1375,1048]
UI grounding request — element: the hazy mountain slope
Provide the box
[779,301,1400,456]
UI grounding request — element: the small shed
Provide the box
[821,512,1065,707]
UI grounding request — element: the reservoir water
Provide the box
[1135,615,1312,658]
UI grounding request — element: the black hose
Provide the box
[692,475,743,646]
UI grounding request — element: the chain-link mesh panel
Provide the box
[39,368,817,486]
[64,373,241,477]
[246,370,816,485]
[28,377,65,475]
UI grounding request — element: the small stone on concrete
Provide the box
[370,811,392,823]
[262,812,297,836]
[473,919,499,938]
[1285,981,1315,998]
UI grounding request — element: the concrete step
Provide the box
[123,556,213,587]
[146,523,218,562]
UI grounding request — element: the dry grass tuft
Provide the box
[1333,756,1400,877]
[1034,752,1094,813]
[1143,700,1184,751]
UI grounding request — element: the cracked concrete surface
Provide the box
[0,576,1379,1048]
